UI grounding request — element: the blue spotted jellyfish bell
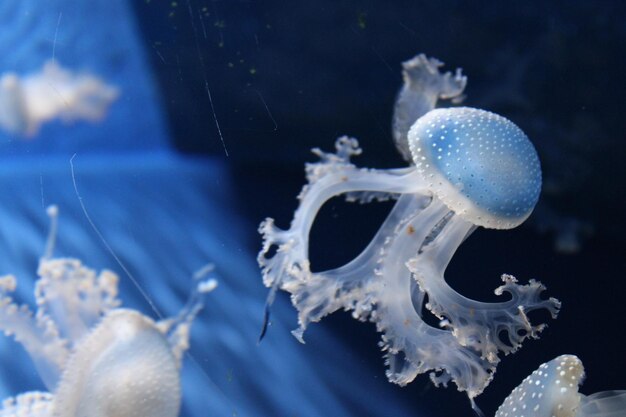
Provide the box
[408,107,541,229]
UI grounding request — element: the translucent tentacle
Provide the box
[408,212,561,363]
[0,276,67,391]
[157,264,218,366]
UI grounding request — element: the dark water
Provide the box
[0,1,624,416]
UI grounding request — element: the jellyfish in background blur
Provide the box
[496,355,626,417]
[258,55,561,400]
[0,61,119,137]
[0,206,216,417]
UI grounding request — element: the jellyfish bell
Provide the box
[408,107,542,229]
[53,310,181,417]
[496,355,626,417]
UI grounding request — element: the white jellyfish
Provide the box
[0,61,119,137]
[496,355,626,417]
[0,206,216,417]
[258,55,561,399]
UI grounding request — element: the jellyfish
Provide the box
[258,55,561,399]
[0,206,216,417]
[0,61,119,137]
[496,355,626,417]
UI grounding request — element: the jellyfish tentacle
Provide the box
[0,391,53,417]
[0,275,68,391]
[288,193,440,339]
[35,258,120,344]
[393,54,467,161]
[324,193,432,283]
[157,265,218,366]
[34,205,120,346]
[364,196,496,395]
[258,137,426,293]
[579,391,626,416]
[408,213,561,361]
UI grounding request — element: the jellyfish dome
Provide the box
[409,107,542,229]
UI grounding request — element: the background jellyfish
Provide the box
[258,55,561,400]
[0,206,217,417]
[496,355,626,417]
[0,0,168,153]
[0,61,119,137]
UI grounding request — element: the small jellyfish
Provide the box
[0,206,216,417]
[258,55,560,399]
[496,355,626,417]
[0,61,119,137]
